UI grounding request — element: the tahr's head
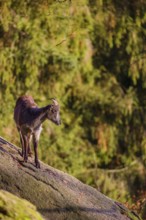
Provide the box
[48,99,61,125]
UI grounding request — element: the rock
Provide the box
[0,190,44,220]
[0,137,142,220]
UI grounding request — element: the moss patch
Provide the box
[0,190,44,220]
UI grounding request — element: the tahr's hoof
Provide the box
[35,161,40,169]
[18,150,23,157]
[24,157,28,163]
[28,151,33,157]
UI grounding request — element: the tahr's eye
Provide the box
[51,109,56,113]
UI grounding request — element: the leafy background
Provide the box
[0,0,146,217]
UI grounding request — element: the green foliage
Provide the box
[0,0,146,207]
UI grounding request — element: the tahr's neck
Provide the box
[31,105,51,128]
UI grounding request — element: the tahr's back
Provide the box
[14,95,38,126]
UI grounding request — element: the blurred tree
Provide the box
[0,0,146,208]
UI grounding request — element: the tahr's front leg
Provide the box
[33,128,42,168]
[22,135,29,163]
[33,139,40,168]
[28,135,32,157]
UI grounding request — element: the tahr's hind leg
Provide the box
[28,135,32,157]
[20,132,24,157]
[17,127,24,157]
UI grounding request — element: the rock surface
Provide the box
[0,137,142,220]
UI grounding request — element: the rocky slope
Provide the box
[0,137,142,220]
